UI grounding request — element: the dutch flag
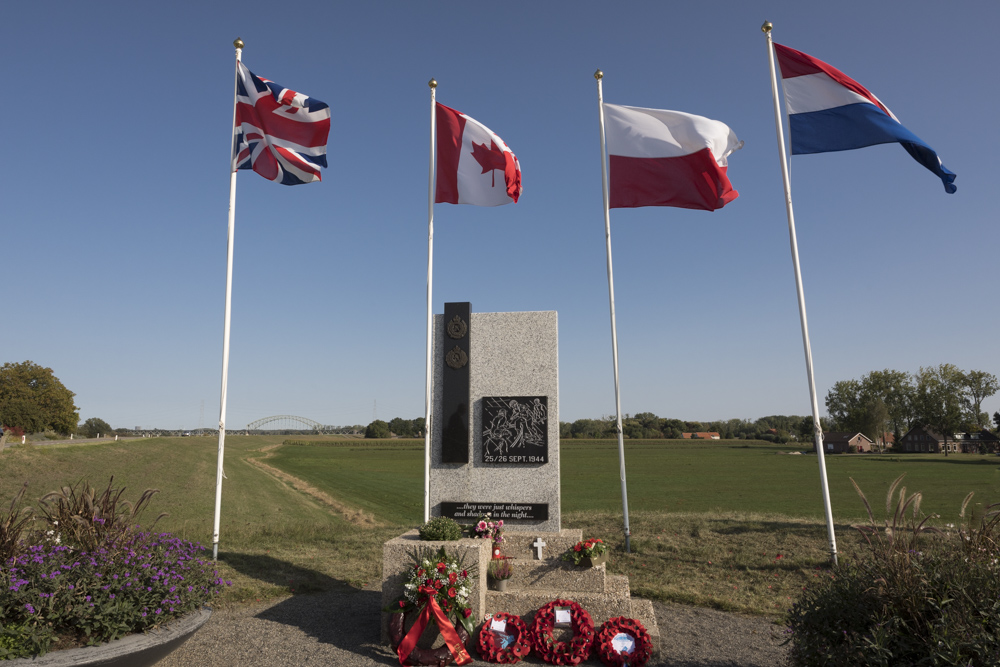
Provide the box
[775,43,956,194]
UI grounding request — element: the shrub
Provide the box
[418,516,462,541]
[786,474,1000,666]
[0,479,230,659]
[0,483,34,562]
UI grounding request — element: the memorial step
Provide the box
[496,529,584,559]
[483,575,659,654]
[498,557,608,594]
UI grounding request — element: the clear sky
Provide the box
[4,1,997,431]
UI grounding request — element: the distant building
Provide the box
[681,432,721,440]
[822,432,874,454]
[900,426,1000,454]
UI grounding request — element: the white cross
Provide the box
[532,537,547,560]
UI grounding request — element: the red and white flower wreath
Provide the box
[594,616,653,667]
[478,612,531,663]
[529,599,595,665]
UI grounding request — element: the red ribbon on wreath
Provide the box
[396,584,472,666]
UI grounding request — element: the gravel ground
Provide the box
[158,585,791,666]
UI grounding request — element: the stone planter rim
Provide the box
[5,607,212,667]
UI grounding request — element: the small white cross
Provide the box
[532,537,547,560]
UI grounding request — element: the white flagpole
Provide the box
[423,78,438,524]
[595,70,632,553]
[213,37,244,561]
[763,22,838,566]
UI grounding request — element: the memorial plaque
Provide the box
[441,302,471,463]
[482,396,548,464]
[440,502,549,522]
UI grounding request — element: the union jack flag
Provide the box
[233,62,330,185]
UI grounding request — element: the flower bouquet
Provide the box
[561,538,607,567]
[385,547,476,665]
[472,514,505,558]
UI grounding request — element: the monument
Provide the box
[381,304,658,651]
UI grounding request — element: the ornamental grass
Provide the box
[786,474,1000,666]
[0,479,229,660]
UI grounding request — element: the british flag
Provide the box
[233,62,330,185]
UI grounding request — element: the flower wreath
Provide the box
[478,612,531,663]
[594,617,653,667]
[389,611,470,666]
[530,599,595,665]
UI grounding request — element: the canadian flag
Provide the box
[435,103,522,206]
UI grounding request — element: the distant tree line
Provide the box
[365,417,425,439]
[557,413,826,443]
[824,364,999,447]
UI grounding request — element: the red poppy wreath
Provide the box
[478,612,532,663]
[389,610,471,666]
[594,616,653,667]
[529,599,595,665]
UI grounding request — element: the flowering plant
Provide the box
[472,514,505,546]
[389,546,476,636]
[561,538,607,566]
[488,556,514,581]
[0,479,230,660]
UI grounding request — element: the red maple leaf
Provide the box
[471,140,508,187]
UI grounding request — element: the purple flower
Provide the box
[24,604,35,614]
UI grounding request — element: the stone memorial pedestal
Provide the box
[381,306,656,653]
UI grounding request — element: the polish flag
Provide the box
[604,104,742,211]
[775,43,956,193]
[435,103,521,206]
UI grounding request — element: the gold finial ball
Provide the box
[428,78,437,89]
[761,21,773,33]
[594,69,603,80]
[234,38,244,49]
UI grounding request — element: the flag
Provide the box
[435,103,521,206]
[233,62,330,185]
[603,104,742,211]
[774,43,956,193]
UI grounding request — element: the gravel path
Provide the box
[159,585,791,666]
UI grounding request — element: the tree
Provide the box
[388,417,414,438]
[824,370,914,445]
[0,361,79,434]
[913,364,966,456]
[79,417,112,438]
[365,419,391,439]
[962,370,999,430]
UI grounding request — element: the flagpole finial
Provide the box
[428,78,437,89]
[761,21,773,33]
[594,69,603,80]
[234,38,244,49]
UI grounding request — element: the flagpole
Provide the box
[763,22,838,567]
[595,70,632,554]
[212,37,244,562]
[423,78,438,524]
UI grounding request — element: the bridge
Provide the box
[245,415,334,433]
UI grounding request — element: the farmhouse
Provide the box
[900,426,1000,454]
[821,432,874,454]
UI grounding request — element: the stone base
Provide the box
[381,529,659,653]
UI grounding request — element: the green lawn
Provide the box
[4,436,999,614]
[264,439,1000,526]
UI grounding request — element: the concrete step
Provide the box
[495,529,582,560]
[482,575,660,655]
[498,557,607,594]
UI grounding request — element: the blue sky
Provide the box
[4,1,997,430]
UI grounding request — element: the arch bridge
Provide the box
[246,415,330,433]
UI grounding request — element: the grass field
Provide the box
[3,437,999,615]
